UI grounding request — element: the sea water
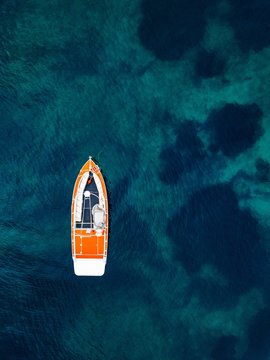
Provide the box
[1,0,270,359]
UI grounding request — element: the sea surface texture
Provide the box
[1,0,270,359]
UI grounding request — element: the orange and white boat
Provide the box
[71,157,108,276]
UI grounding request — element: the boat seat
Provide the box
[92,204,105,228]
[75,173,89,222]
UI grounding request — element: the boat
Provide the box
[71,157,108,276]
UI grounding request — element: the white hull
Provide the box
[73,258,106,276]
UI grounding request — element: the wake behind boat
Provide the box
[71,157,109,276]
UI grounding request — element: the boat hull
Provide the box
[71,158,108,276]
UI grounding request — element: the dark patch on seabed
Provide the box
[207,103,263,158]
[138,0,217,60]
[167,183,268,304]
[255,158,270,183]
[211,335,238,360]
[243,308,270,359]
[227,0,270,52]
[194,48,226,79]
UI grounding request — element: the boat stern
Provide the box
[73,258,106,276]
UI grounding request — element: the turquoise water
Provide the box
[1,0,270,359]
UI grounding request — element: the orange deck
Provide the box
[74,235,105,256]
[71,159,108,259]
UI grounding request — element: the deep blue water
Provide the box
[1,0,270,359]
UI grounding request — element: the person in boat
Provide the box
[87,175,92,185]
